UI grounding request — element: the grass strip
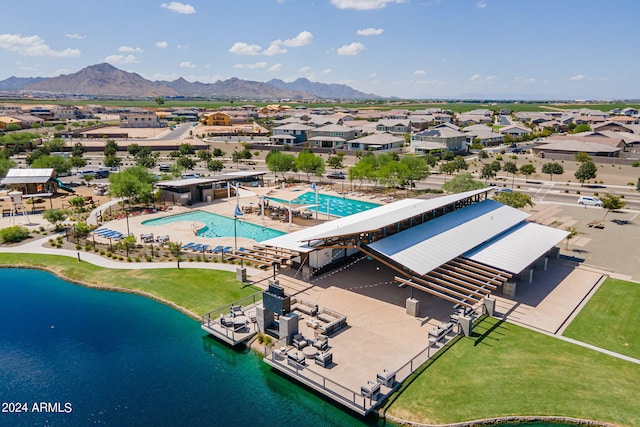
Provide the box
[386,316,640,427]
[563,277,640,359]
[0,253,259,318]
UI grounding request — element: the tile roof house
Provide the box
[347,133,404,152]
[499,124,532,136]
[270,123,314,145]
[375,119,411,134]
[306,124,358,149]
[411,127,468,154]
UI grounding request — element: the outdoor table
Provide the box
[302,346,318,359]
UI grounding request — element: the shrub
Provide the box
[145,256,152,262]
[632,162,639,167]
[0,226,30,243]
[126,257,132,262]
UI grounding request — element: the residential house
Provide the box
[462,124,504,146]
[202,112,231,126]
[270,123,314,145]
[306,124,357,149]
[532,140,620,157]
[27,106,55,121]
[622,107,638,116]
[53,105,83,120]
[375,119,411,135]
[499,124,532,137]
[9,114,44,128]
[120,111,166,128]
[411,126,468,154]
[0,116,22,130]
[347,133,404,152]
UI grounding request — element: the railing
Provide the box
[263,345,377,414]
[201,292,262,324]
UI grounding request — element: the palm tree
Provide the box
[167,241,183,269]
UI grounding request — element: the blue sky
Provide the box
[0,0,638,100]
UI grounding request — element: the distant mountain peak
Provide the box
[0,63,384,100]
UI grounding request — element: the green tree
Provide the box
[575,152,592,163]
[422,154,438,167]
[71,142,86,158]
[295,149,325,181]
[197,150,213,163]
[0,157,16,178]
[541,162,564,181]
[167,241,182,269]
[519,163,536,182]
[104,139,118,157]
[442,172,484,193]
[451,156,469,172]
[154,97,165,106]
[571,123,591,133]
[478,150,488,159]
[177,156,196,171]
[574,161,597,186]
[104,155,123,169]
[493,191,534,209]
[42,209,68,230]
[207,159,224,174]
[108,166,157,206]
[127,143,142,157]
[503,161,518,188]
[43,138,66,153]
[31,155,72,176]
[265,150,296,181]
[600,193,626,220]
[71,155,87,171]
[326,153,345,170]
[178,143,195,156]
[399,155,429,190]
[480,163,497,181]
[212,148,225,158]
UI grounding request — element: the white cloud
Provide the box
[331,0,406,10]
[485,75,496,80]
[65,33,85,40]
[0,34,81,58]
[357,28,384,36]
[470,73,481,81]
[298,66,311,73]
[515,76,536,84]
[119,46,143,53]
[234,62,268,69]
[103,54,138,64]
[281,31,313,47]
[414,70,426,75]
[337,42,365,56]
[156,41,168,48]
[228,42,262,55]
[263,43,287,56]
[268,63,283,72]
[161,2,196,14]
[475,1,487,8]
[570,74,587,81]
[179,61,196,68]
[323,68,333,74]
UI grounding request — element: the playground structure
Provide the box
[7,191,31,224]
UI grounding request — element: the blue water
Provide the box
[0,269,372,426]
[268,191,380,217]
[142,210,285,241]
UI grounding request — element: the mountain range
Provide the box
[0,63,382,101]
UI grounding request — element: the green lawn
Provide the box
[563,278,640,359]
[0,253,259,317]
[385,317,640,427]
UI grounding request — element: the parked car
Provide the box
[159,164,171,172]
[494,188,513,194]
[181,173,201,179]
[327,172,346,179]
[578,196,603,206]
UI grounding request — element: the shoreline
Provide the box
[0,263,202,321]
[380,413,619,427]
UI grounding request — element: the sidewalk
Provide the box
[0,233,263,275]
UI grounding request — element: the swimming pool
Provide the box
[142,210,285,241]
[268,191,380,217]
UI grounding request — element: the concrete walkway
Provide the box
[0,233,263,275]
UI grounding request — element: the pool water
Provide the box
[142,210,285,241]
[268,191,380,217]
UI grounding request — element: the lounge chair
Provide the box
[230,305,243,317]
[292,333,308,350]
[312,334,329,351]
[361,380,381,400]
[221,246,232,254]
[191,243,204,252]
[210,245,223,253]
[315,351,332,368]
[182,242,195,250]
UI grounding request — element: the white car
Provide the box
[578,196,603,207]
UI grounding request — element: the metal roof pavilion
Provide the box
[368,199,529,276]
[1,168,54,185]
[301,187,491,241]
[464,221,569,274]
